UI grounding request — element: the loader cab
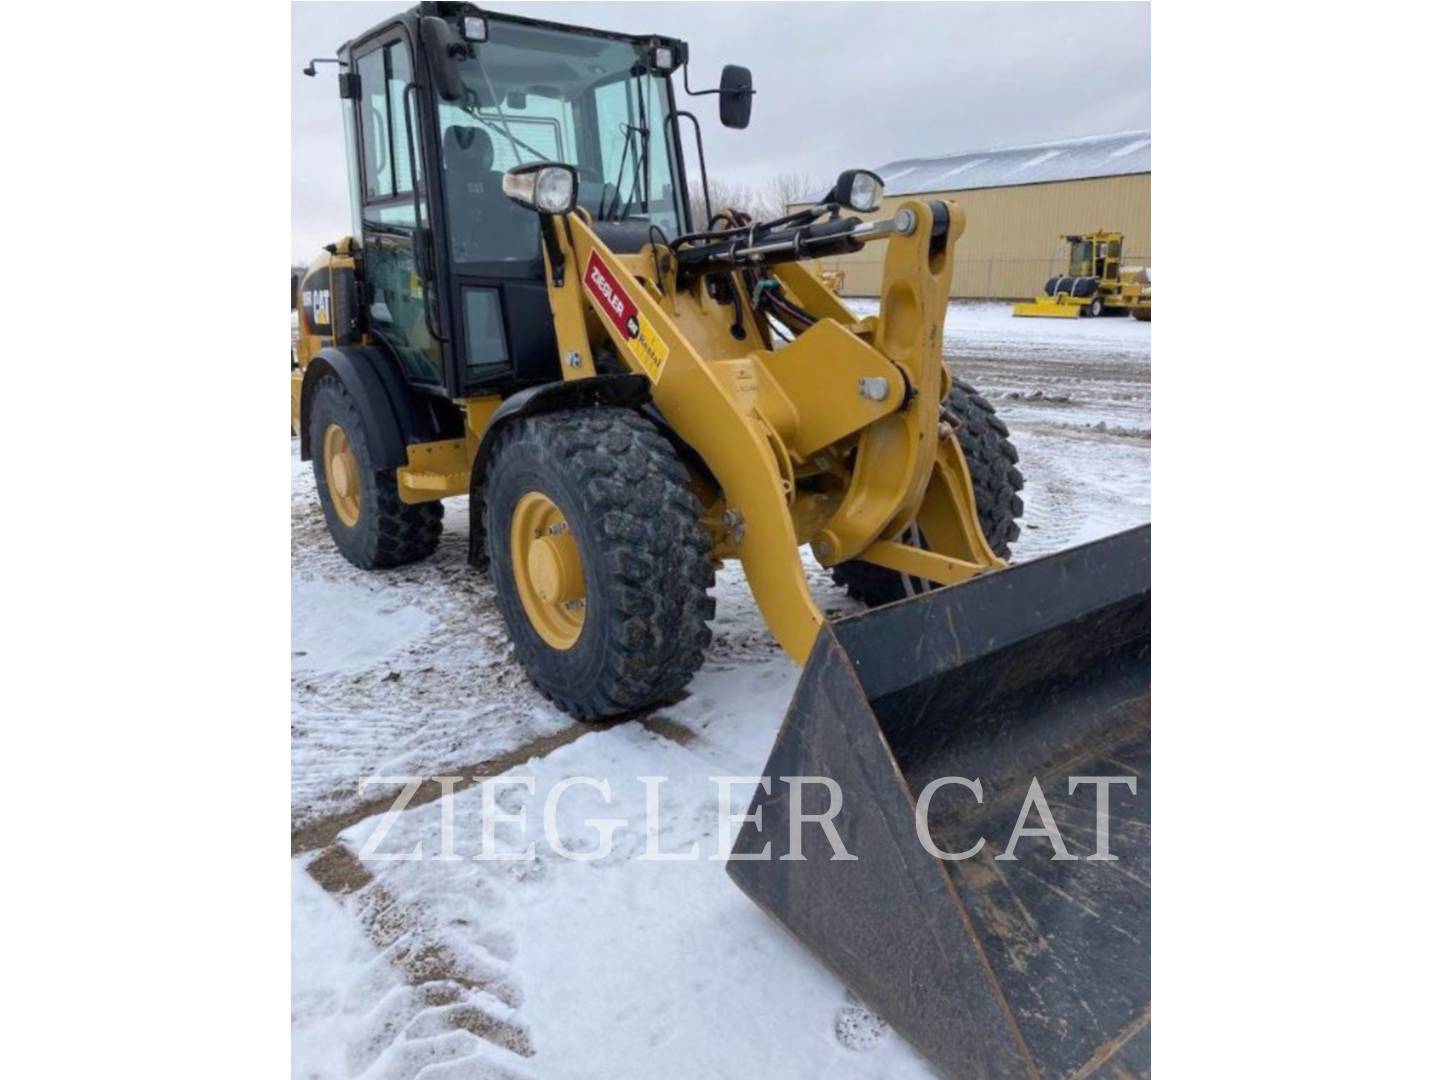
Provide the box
[1065,237,1095,279]
[1065,233,1123,281]
[337,3,691,400]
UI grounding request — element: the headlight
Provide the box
[534,168,576,213]
[834,169,884,213]
[502,163,578,215]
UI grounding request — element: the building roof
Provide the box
[812,130,1151,200]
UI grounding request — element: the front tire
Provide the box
[308,376,442,569]
[483,407,715,720]
[1087,297,1105,318]
[830,381,1024,607]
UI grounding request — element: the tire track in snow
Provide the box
[294,726,587,856]
[300,718,708,1078]
[305,843,537,1078]
[1009,425,1150,561]
[293,713,701,855]
[1008,426,1087,560]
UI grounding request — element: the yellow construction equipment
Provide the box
[295,6,1150,1075]
[1013,230,1153,319]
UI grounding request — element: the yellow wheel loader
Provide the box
[295,6,1150,1075]
[1013,230,1153,319]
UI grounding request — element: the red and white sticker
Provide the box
[583,251,670,382]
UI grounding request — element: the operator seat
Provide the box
[441,125,539,263]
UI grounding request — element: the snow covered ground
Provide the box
[291,301,1150,1078]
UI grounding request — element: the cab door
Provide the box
[351,33,445,389]
[432,95,562,395]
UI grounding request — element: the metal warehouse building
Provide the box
[803,130,1150,299]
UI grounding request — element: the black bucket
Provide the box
[728,526,1151,1079]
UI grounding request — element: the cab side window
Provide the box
[359,45,415,200]
[356,38,440,385]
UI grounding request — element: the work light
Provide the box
[534,169,576,213]
[834,169,884,213]
[502,163,579,215]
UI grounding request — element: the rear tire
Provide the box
[483,407,715,720]
[309,376,443,569]
[830,381,1024,608]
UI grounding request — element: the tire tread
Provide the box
[483,408,714,719]
[310,377,442,570]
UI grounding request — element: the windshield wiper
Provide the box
[602,121,650,221]
[617,122,650,222]
[602,67,657,222]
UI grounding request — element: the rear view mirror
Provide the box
[420,16,465,102]
[718,65,753,129]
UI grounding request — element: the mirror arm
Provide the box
[680,62,721,97]
[301,57,348,77]
[680,62,755,101]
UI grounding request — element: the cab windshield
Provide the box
[1067,240,1094,278]
[441,20,684,263]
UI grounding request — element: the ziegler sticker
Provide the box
[583,251,670,382]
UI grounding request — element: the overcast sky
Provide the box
[292,1,1150,261]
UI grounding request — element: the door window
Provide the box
[359,44,415,200]
[436,94,558,264]
[462,288,510,383]
[357,39,440,384]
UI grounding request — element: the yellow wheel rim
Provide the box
[322,423,362,528]
[510,491,586,650]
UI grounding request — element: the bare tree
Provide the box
[687,177,765,228]
[757,172,819,221]
[685,171,821,229]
